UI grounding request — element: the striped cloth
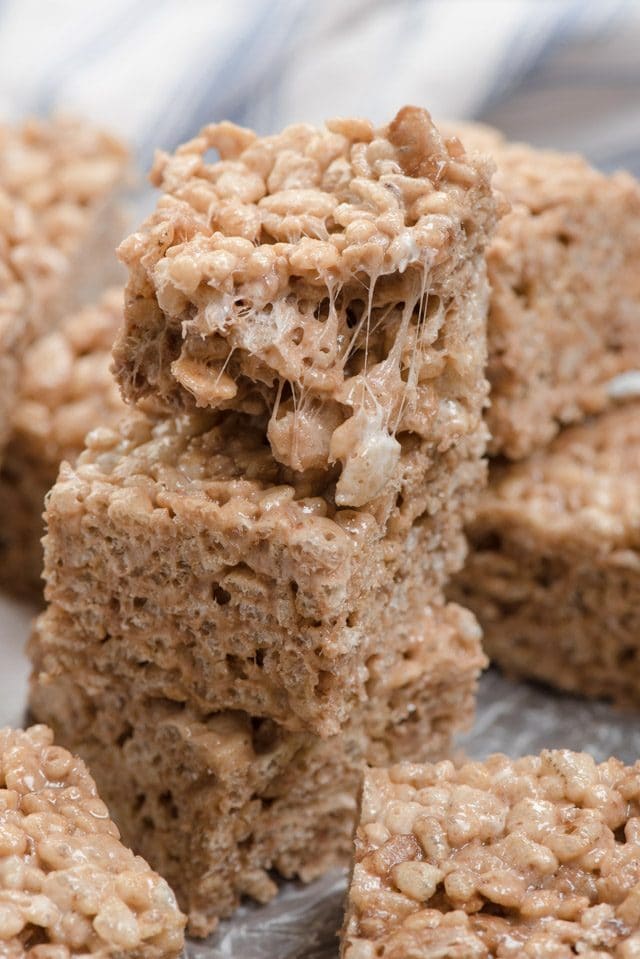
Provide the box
[0,0,639,174]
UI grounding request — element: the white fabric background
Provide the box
[1,0,639,171]
[1,0,640,726]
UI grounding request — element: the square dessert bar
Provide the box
[114,106,497,512]
[0,724,185,957]
[453,122,640,459]
[33,407,486,737]
[30,602,485,936]
[0,288,126,601]
[343,751,640,958]
[451,403,640,707]
[0,116,128,460]
[0,207,24,456]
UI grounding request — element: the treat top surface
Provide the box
[117,106,493,506]
[481,404,640,554]
[128,106,484,300]
[75,408,333,505]
[344,751,640,958]
[56,410,379,595]
[12,287,126,462]
[0,725,185,958]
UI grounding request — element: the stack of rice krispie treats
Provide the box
[30,106,499,934]
[449,124,640,702]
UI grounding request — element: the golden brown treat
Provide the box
[342,752,640,958]
[0,289,126,602]
[450,403,640,706]
[452,122,640,459]
[30,602,485,937]
[0,116,128,460]
[32,425,487,935]
[114,107,496,509]
[0,724,185,958]
[33,406,485,737]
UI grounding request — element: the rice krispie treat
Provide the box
[0,724,185,957]
[451,403,640,707]
[0,116,128,459]
[453,122,640,459]
[30,602,485,936]
[0,289,126,601]
[342,751,640,958]
[0,213,25,455]
[32,403,486,737]
[114,106,497,512]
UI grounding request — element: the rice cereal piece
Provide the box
[30,602,485,937]
[114,106,497,510]
[0,289,126,602]
[342,751,640,958]
[453,121,640,459]
[30,406,485,737]
[0,116,128,461]
[0,724,185,958]
[450,403,640,707]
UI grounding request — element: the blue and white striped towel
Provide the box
[0,0,638,174]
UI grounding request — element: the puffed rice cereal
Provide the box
[450,402,640,709]
[0,725,185,957]
[0,289,126,601]
[342,751,640,958]
[0,116,127,463]
[450,122,640,459]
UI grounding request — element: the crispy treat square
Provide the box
[0,117,128,460]
[30,602,485,937]
[114,107,496,509]
[0,289,126,602]
[453,122,640,459]
[343,751,640,958]
[32,405,485,737]
[0,724,185,958]
[450,403,640,707]
[0,211,26,455]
